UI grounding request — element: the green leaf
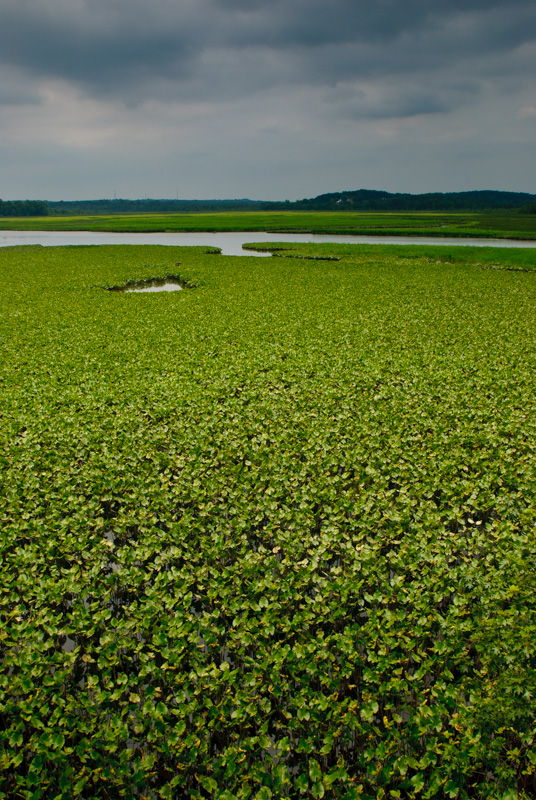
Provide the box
[309,760,322,783]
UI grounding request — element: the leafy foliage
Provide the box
[0,199,48,217]
[1,242,536,798]
[47,199,268,215]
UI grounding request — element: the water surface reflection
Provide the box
[2,230,536,255]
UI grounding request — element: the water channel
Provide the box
[2,229,536,255]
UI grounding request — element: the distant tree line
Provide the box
[0,199,48,216]
[2,191,535,217]
[46,198,268,215]
[279,189,536,212]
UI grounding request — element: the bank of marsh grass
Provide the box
[1,242,536,798]
[1,209,536,239]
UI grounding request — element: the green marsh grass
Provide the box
[1,209,536,239]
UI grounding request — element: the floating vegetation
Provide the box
[1,242,536,798]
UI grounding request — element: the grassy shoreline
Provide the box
[1,209,536,239]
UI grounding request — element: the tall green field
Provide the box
[1,209,536,239]
[1,242,536,799]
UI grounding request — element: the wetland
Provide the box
[2,239,536,799]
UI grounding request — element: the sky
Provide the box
[1,0,535,201]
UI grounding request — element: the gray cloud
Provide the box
[0,65,41,105]
[1,0,535,199]
[321,77,483,121]
[1,0,535,113]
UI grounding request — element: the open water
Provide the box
[2,230,536,255]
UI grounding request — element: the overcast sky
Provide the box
[1,0,535,200]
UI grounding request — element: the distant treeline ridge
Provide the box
[47,198,266,215]
[0,199,49,216]
[1,190,536,216]
[289,189,536,212]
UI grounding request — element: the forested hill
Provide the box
[287,189,536,211]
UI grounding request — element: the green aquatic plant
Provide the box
[1,243,536,798]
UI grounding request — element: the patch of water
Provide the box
[108,278,184,293]
[2,229,536,254]
[124,282,183,293]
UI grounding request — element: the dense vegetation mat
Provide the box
[1,243,536,799]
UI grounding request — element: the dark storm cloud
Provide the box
[0,0,535,118]
[321,79,482,121]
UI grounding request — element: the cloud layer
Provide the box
[1,0,535,198]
